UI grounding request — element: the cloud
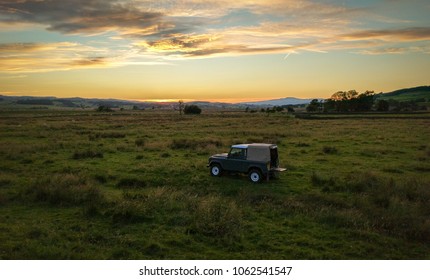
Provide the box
[137,33,220,54]
[358,45,430,55]
[0,0,164,34]
[137,31,308,58]
[186,44,300,57]
[0,0,429,72]
[340,27,430,42]
[318,27,430,55]
[0,40,172,73]
[0,0,363,40]
[70,57,107,66]
[0,42,116,72]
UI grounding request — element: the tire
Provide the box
[210,164,222,177]
[248,169,262,183]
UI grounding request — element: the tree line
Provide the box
[306,90,427,113]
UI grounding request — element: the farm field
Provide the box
[0,109,429,259]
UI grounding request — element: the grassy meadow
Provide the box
[0,109,429,259]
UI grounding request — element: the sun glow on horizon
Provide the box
[134,99,190,103]
[129,97,286,104]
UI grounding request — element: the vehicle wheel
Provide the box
[210,164,222,177]
[248,169,262,183]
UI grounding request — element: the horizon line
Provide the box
[0,94,321,105]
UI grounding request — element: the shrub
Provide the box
[183,105,202,115]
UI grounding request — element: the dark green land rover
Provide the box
[207,143,286,183]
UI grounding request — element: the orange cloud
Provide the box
[0,42,114,73]
[139,34,220,53]
[340,27,430,42]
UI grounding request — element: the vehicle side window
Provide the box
[229,148,246,158]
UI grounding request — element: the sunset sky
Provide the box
[1,0,429,102]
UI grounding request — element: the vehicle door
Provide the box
[224,148,248,172]
[270,146,279,168]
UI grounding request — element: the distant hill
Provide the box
[186,101,243,108]
[0,95,158,109]
[240,97,314,107]
[1,86,429,109]
[376,86,430,101]
[0,95,247,110]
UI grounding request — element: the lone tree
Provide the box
[184,104,202,115]
[178,100,184,115]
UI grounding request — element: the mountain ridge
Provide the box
[238,97,314,106]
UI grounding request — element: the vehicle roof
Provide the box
[231,143,276,149]
[231,144,249,149]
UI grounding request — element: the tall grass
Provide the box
[110,199,147,224]
[190,195,243,241]
[72,150,103,159]
[170,138,223,150]
[109,187,183,226]
[89,132,126,141]
[24,174,104,207]
[135,138,146,147]
[0,193,7,205]
[309,171,430,242]
[116,177,147,189]
[322,146,338,154]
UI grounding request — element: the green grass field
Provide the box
[0,109,429,259]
